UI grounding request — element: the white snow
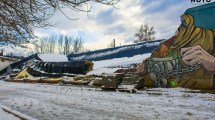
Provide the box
[87,53,151,75]
[0,40,215,119]
[0,42,34,57]
[87,68,120,75]
[38,54,68,62]
[0,104,19,120]
[1,105,37,120]
[0,81,214,120]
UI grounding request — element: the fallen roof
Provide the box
[68,39,163,61]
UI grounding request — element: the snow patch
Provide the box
[0,104,20,120]
[0,81,215,120]
[38,54,68,62]
[0,42,34,57]
[87,53,151,75]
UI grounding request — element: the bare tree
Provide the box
[49,35,56,53]
[41,37,49,53]
[134,24,156,43]
[63,36,73,55]
[32,38,40,53]
[0,0,120,42]
[73,37,84,54]
[36,34,84,54]
[58,34,64,54]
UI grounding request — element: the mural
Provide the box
[136,14,215,89]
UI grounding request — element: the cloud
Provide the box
[141,0,184,13]
[34,0,199,50]
[96,9,116,25]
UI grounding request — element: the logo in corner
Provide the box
[191,0,211,2]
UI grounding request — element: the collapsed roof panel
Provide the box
[68,39,163,61]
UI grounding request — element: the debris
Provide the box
[101,73,123,91]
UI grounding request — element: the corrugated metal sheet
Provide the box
[68,40,163,61]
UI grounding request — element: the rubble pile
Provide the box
[0,64,145,93]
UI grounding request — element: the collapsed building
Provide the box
[0,3,215,91]
[0,39,161,90]
[0,54,93,77]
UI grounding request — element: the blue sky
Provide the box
[34,0,211,50]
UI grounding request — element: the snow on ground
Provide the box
[38,54,68,62]
[0,104,19,120]
[0,81,214,120]
[0,43,215,119]
[87,53,151,75]
[87,68,120,75]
